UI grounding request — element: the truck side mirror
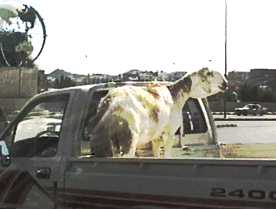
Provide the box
[0,141,11,167]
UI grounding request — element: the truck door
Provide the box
[0,94,70,194]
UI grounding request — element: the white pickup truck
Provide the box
[0,82,275,209]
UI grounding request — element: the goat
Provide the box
[89,68,227,158]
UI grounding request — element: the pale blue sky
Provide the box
[3,0,276,75]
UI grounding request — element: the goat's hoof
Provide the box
[182,146,191,151]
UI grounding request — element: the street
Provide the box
[215,118,276,144]
[212,116,276,158]
[214,113,276,120]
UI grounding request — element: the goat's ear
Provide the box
[199,67,208,73]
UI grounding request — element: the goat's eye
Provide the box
[207,72,214,76]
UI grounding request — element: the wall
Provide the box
[0,67,47,117]
[0,67,39,98]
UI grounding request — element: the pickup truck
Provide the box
[0,82,275,209]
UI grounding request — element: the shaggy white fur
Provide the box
[90,68,227,158]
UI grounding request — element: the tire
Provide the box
[242,111,247,116]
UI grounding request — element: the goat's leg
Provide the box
[163,133,175,158]
[124,133,139,157]
[152,137,163,158]
[177,114,184,148]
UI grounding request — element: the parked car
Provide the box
[234,103,268,116]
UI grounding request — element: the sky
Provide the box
[2,0,276,75]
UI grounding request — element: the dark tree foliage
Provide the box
[224,89,238,102]
[238,84,276,102]
[0,4,40,67]
[257,87,275,102]
[239,84,256,101]
[0,31,34,67]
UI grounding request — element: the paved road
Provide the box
[214,114,276,120]
[215,119,276,144]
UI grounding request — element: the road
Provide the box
[214,114,276,120]
[215,118,276,144]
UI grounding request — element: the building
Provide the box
[250,68,276,78]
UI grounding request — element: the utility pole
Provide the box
[224,0,228,119]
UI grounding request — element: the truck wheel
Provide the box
[242,112,247,116]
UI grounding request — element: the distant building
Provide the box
[249,69,276,83]
[122,69,158,81]
[122,69,140,81]
[167,71,186,81]
[48,69,71,80]
[228,69,276,89]
[157,71,169,81]
[89,74,114,83]
[243,69,276,87]
[250,68,276,77]
[248,68,276,91]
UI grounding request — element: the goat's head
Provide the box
[188,68,227,98]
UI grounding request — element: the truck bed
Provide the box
[64,157,276,208]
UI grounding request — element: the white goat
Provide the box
[89,68,227,158]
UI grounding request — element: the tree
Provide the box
[224,89,238,102]
[0,31,34,67]
[238,84,276,102]
[257,87,275,102]
[0,4,46,68]
[239,84,257,101]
